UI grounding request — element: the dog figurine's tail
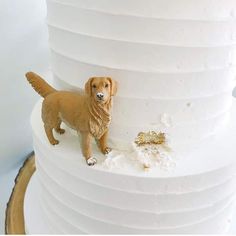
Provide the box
[26,72,57,98]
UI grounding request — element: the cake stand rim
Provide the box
[5,153,36,234]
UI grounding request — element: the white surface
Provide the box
[46,0,236,149]
[0,0,49,233]
[26,99,236,234]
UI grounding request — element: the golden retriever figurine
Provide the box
[26,72,117,166]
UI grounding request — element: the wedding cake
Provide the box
[24,0,236,234]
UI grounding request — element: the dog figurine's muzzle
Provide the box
[96,92,104,100]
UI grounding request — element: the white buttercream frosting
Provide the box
[45,0,236,149]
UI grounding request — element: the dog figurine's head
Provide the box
[85,77,118,104]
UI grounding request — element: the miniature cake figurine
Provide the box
[24,0,236,234]
[26,72,117,166]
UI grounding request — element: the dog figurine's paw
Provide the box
[56,128,65,134]
[50,139,59,145]
[102,147,112,155]
[86,157,97,166]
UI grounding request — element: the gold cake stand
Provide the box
[5,154,36,234]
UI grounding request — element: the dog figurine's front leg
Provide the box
[81,132,97,166]
[98,130,112,155]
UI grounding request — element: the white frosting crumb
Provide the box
[132,143,176,171]
[160,113,172,127]
[100,142,176,173]
[101,150,126,170]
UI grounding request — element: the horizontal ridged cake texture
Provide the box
[29,100,236,234]
[25,0,236,234]
[47,0,236,149]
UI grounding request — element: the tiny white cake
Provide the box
[25,0,236,234]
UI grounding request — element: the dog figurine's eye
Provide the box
[105,83,109,88]
[92,84,96,89]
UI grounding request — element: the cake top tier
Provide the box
[47,0,236,149]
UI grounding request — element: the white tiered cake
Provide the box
[25,0,236,234]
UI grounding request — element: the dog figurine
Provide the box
[26,72,117,166]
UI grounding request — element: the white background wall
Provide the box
[0,0,49,233]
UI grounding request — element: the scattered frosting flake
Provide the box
[100,132,176,173]
[160,113,172,127]
[133,143,176,172]
[101,151,126,171]
[133,131,176,172]
[100,145,176,173]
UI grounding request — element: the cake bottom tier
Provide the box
[25,173,236,234]
[26,100,236,234]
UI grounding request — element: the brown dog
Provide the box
[26,72,117,166]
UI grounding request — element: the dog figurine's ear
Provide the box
[108,77,118,96]
[85,77,94,96]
